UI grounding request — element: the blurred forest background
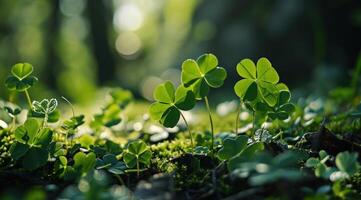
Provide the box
[0,0,360,105]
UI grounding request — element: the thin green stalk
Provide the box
[62,96,75,117]
[24,90,32,109]
[136,158,140,178]
[180,111,194,150]
[204,96,214,155]
[235,102,242,135]
[251,111,256,141]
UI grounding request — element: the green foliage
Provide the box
[227,142,265,171]
[231,150,308,186]
[181,53,227,99]
[123,140,152,176]
[149,81,195,127]
[9,119,53,170]
[5,63,38,92]
[96,154,127,174]
[234,58,280,106]
[306,150,360,181]
[217,135,248,160]
[257,90,296,120]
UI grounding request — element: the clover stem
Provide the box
[24,90,32,109]
[235,102,242,135]
[204,96,214,155]
[251,111,256,141]
[136,159,140,178]
[180,111,194,150]
[43,113,48,128]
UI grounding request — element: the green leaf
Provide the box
[5,75,38,92]
[258,82,279,106]
[123,152,137,168]
[236,59,256,79]
[191,79,209,99]
[10,142,29,160]
[279,103,295,113]
[217,136,248,160]
[22,147,48,170]
[174,86,195,110]
[234,79,255,100]
[11,63,33,80]
[305,157,320,168]
[335,151,359,175]
[73,152,96,174]
[128,140,148,155]
[257,57,279,84]
[204,67,227,88]
[153,81,175,104]
[278,90,291,105]
[32,98,58,115]
[138,150,152,166]
[34,128,53,147]
[228,142,264,171]
[197,53,218,74]
[181,59,201,87]
[59,156,68,166]
[149,102,171,121]
[14,119,40,144]
[160,106,180,128]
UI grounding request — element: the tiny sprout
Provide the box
[32,98,58,127]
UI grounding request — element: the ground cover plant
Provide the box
[0,54,361,200]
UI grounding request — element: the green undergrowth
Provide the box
[0,55,361,199]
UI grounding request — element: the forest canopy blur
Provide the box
[0,0,360,104]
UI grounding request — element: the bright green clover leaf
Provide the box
[123,140,152,177]
[228,142,265,171]
[181,53,227,99]
[5,63,38,92]
[149,81,195,128]
[234,58,280,106]
[217,135,248,160]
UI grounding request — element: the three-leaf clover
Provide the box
[5,63,38,92]
[234,58,280,106]
[256,89,295,120]
[149,81,195,128]
[181,53,227,99]
[123,140,152,177]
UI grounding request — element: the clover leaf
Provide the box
[149,81,195,128]
[123,140,152,176]
[181,53,227,99]
[256,89,295,120]
[9,119,53,170]
[5,63,38,92]
[217,135,248,160]
[96,154,127,175]
[73,151,96,174]
[335,151,360,176]
[234,58,280,106]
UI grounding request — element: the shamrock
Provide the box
[123,140,152,177]
[149,81,195,128]
[5,63,38,92]
[256,88,295,120]
[234,58,280,106]
[181,53,227,99]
